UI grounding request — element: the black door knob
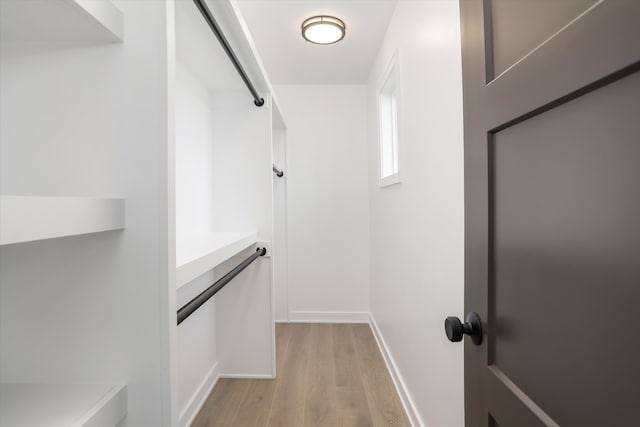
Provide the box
[444,312,483,345]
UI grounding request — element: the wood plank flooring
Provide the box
[191,323,411,427]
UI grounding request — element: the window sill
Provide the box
[379,173,402,188]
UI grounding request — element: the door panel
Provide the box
[485,1,640,129]
[486,367,556,427]
[487,0,597,79]
[491,71,640,426]
[460,0,640,426]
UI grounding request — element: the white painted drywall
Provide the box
[0,1,173,425]
[175,62,216,237]
[210,94,273,242]
[367,2,465,426]
[274,85,370,322]
[176,270,218,427]
[174,59,219,424]
[272,127,288,321]
[209,93,274,377]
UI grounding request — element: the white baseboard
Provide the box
[368,314,423,427]
[179,362,220,427]
[288,310,369,323]
[220,373,275,379]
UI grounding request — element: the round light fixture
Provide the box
[301,15,346,45]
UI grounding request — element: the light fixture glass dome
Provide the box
[301,15,346,45]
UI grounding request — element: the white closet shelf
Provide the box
[177,232,258,288]
[0,383,127,427]
[0,0,124,43]
[0,196,125,246]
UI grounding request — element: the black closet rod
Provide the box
[177,247,267,325]
[272,165,284,177]
[192,0,265,107]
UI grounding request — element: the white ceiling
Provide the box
[235,0,398,84]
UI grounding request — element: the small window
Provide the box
[377,52,400,187]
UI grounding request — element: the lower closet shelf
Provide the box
[176,231,257,288]
[0,196,125,246]
[0,383,127,427]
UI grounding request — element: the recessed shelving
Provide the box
[0,383,127,427]
[0,196,125,246]
[0,0,124,43]
[176,232,258,288]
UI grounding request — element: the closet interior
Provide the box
[0,0,286,425]
[0,1,129,426]
[172,0,286,424]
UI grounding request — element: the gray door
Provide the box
[458,1,640,426]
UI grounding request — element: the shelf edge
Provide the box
[74,383,127,427]
[176,232,258,288]
[69,0,124,42]
[0,196,125,246]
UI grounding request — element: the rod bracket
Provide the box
[257,241,271,257]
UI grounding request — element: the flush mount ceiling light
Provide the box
[301,15,346,45]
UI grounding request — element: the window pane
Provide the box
[390,92,398,174]
[378,55,399,183]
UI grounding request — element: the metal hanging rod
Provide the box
[272,164,284,177]
[192,0,265,107]
[177,247,267,325]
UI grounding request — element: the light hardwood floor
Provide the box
[191,323,412,427]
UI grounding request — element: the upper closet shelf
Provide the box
[0,383,127,427]
[0,0,124,43]
[177,232,258,288]
[0,196,125,246]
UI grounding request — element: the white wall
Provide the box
[175,62,216,237]
[174,61,218,426]
[272,126,288,321]
[0,1,173,425]
[275,85,370,322]
[176,271,218,426]
[210,94,273,241]
[367,2,465,426]
[210,93,274,377]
